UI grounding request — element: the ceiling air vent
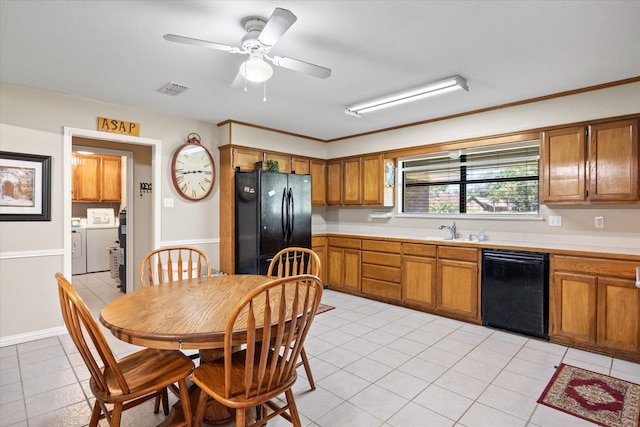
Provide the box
[157,82,190,96]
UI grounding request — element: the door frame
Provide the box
[63,127,161,292]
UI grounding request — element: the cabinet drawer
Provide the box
[311,236,326,247]
[362,263,401,283]
[362,278,401,300]
[362,250,401,267]
[438,246,478,262]
[361,239,401,253]
[328,237,361,249]
[402,243,437,257]
[553,255,638,279]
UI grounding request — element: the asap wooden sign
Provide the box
[98,117,140,136]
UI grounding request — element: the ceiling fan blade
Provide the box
[163,34,242,53]
[257,8,297,46]
[270,56,331,79]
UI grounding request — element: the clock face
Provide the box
[171,143,215,201]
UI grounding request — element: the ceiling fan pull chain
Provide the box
[263,81,267,102]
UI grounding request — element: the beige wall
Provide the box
[0,82,220,343]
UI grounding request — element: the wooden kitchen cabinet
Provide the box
[310,159,326,206]
[541,118,639,204]
[436,246,480,322]
[362,154,383,205]
[342,157,362,205]
[232,147,263,171]
[550,255,640,362]
[291,157,310,175]
[588,119,639,202]
[100,155,122,201]
[72,153,121,202]
[311,236,327,285]
[326,159,342,205]
[401,243,437,310]
[264,152,291,173]
[361,239,402,301]
[327,237,361,291]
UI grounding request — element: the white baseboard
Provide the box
[0,326,67,347]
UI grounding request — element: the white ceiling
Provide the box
[1,1,639,141]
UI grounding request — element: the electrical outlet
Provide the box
[548,215,562,227]
[595,216,604,228]
[163,197,174,208]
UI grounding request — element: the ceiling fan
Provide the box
[163,7,331,86]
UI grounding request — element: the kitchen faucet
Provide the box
[439,222,456,240]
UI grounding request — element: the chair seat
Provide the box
[91,348,194,403]
[193,349,297,408]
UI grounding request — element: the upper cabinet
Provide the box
[72,153,121,202]
[541,118,639,204]
[326,154,395,207]
[310,159,326,206]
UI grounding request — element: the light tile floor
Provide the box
[1,271,639,426]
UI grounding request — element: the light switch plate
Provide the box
[163,197,174,208]
[548,216,562,227]
[595,216,604,228]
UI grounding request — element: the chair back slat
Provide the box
[140,246,211,287]
[56,273,130,395]
[223,274,322,401]
[267,247,321,278]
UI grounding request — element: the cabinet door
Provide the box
[588,119,639,201]
[362,154,383,205]
[101,155,121,201]
[343,248,361,291]
[597,277,640,354]
[402,255,436,309]
[436,259,478,320]
[233,147,263,171]
[326,160,342,205]
[74,154,101,201]
[291,157,310,175]
[540,127,586,203]
[550,271,597,344]
[342,157,361,205]
[327,246,344,287]
[310,160,326,206]
[311,244,326,284]
[265,152,291,173]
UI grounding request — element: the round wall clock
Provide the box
[170,134,215,201]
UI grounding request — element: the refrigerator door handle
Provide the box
[288,188,294,243]
[281,187,289,243]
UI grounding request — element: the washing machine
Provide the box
[72,227,87,274]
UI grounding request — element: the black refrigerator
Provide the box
[235,170,312,275]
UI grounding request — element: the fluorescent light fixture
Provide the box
[345,75,468,117]
[240,55,273,83]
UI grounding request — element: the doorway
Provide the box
[63,127,161,293]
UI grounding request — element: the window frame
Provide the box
[397,140,541,217]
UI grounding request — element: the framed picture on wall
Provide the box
[0,151,52,221]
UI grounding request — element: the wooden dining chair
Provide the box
[139,246,211,287]
[192,274,323,427]
[55,273,194,427]
[267,247,321,390]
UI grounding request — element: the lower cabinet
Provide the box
[361,239,401,301]
[401,243,437,310]
[436,246,480,322]
[550,255,640,362]
[327,237,361,291]
[311,236,327,285]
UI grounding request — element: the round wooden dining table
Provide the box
[100,274,274,426]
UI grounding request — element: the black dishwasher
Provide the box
[481,249,549,339]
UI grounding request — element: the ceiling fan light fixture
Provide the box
[345,75,468,116]
[240,57,273,83]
